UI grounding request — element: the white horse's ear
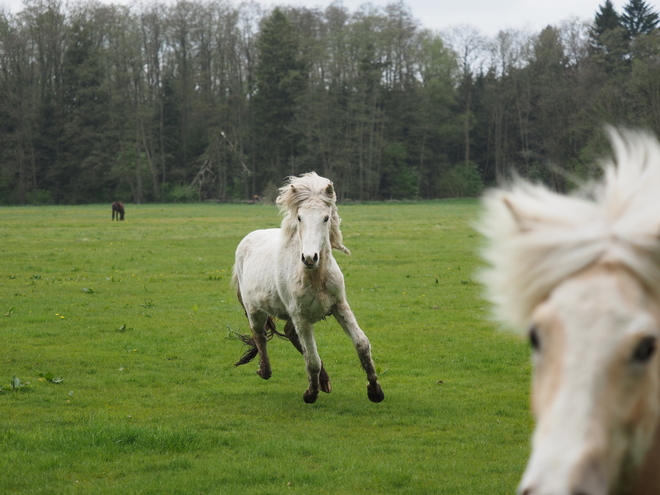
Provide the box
[291,185,297,192]
[325,182,334,195]
[503,196,532,233]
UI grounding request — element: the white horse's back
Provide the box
[233,228,289,320]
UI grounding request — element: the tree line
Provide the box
[1,0,659,204]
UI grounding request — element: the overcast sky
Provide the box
[0,0,637,37]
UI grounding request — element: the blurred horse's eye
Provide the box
[297,215,301,222]
[529,325,541,352]
[324,216,329,223]
[632,336,656,363]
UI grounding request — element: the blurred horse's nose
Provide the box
[302,252,319,268]
[569,460,607,495]
[518,455,607,495]
[519,488,599,495]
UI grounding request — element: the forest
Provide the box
[0,0,659,204]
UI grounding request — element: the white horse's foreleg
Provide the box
[332,301,385,403]
[283,320,332,393]
[292,318,322,403]
[247,311,272,380]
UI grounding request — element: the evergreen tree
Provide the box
[592,0,622,39]
[590,0,629,73]
[621,0,659,38]
[56,16,113,203]
[252,8,307,190]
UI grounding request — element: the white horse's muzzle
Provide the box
[302,252,319,269]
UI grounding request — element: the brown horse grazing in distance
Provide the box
[112,201,125,221]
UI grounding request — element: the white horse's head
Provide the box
[277,172,350,269]
[480,129,660,495]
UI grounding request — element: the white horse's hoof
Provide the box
[367,383,384,403]
[303,390,318,403]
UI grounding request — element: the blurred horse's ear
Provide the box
[503,196,532,233]
[325,183,334,195]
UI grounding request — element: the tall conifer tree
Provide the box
[593,0,622,38]
[621,0,659,38]
[253,8,306,188]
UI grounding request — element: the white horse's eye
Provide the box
[632,336,656,363]
[297,215,301,222]
[324,216,329,223]
[529,325,541,352]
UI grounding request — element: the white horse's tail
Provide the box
[232,313,286,367]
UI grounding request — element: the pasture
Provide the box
[0,201,531,494]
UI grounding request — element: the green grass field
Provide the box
[0,201,532,494]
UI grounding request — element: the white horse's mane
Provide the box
[479,128,660,333]
[276,172,350,255]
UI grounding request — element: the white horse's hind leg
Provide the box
[332,301,385,403]
[292,318,322,403]
[247,311,272,380]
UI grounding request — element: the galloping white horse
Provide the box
[232,172,385,404]
[480,129,660,495]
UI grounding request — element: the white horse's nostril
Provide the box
[302,253,319,267]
